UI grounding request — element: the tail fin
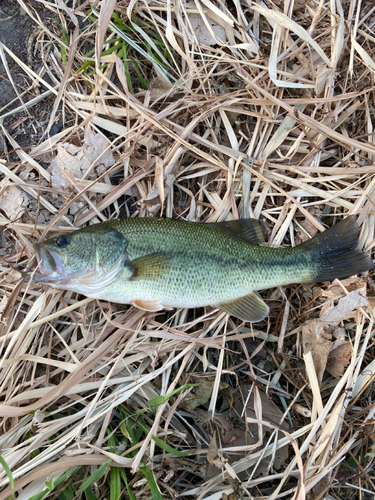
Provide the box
[300,216,373,283]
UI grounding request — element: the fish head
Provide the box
[30,227,129,292]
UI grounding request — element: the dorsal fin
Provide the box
[210,219,266,245]
[216,292,269,322]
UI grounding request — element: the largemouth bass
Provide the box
[26,216,372,322]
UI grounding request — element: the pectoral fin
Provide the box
[216,292,269,322]
[130,253,170,280]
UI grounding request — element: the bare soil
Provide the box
[0,0,56,150]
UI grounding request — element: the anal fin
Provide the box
[131,299,164,311]
[216,292,269,322]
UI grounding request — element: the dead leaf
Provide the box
[83,129,115,173]
[332,326,346,341]
[164,456,207,478]
[322,278,367,299]
[189,14,227,46]
[293,0,307,11]
[302,319,332,386]
[49,144,85,190]
[149,76,174,100]
[49,130,115,190]
[181,378,214,410]
[296,208,321,242]
[219,382,233,409]
[229,384,289,472]
[193,384,289,480]
[207,432,227,468]
[0,179,28,220]
[320,289,368,323]
[210,413,233,444]
[310,475,330,500]
[240,386,289,430]
[326,341,352,378]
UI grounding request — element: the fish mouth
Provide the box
[31,243,65,284]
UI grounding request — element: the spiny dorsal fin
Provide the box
[130,253,170,280]
[210,219,266,245]
[216,292,269,322]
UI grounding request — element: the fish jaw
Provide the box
[31,242,85,286]
[32,243,65,285]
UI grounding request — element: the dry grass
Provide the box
[0,0,375,498]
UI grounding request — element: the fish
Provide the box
[24,216,373,322]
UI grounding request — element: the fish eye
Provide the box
[56,235,71,248]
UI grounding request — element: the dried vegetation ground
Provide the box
[0,0,375,498]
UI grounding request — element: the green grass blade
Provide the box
[109,467,121,500]
[126,16,176,70]
[28,493,48,500]
[140,466,163,500]
[84,486,99,500]
[77,459,112,494]
[120,45,134,94]
[147,384,196,408]
[52,466,80,488]
[131,61,148,90]
[108,21,176,83]
[60,25,69,65]
[58,482,74,500]
[0,455,15,499]
[151,435,189,457]
[120,469,136,500]
[26,467,81,500]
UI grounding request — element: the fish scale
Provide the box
[90,218,311,305]
[27,216,373,322]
